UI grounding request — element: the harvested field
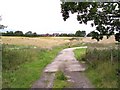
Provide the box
[82,35,117,44]
[1,37,70,48]
[1,36,117,48]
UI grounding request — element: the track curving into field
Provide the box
[31,46,93,88]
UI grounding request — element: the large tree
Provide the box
[61,2,120,41]
[14,31,23,36]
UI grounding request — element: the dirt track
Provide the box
[31,46,93,88]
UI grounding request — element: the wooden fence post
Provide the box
[111,48,113,63]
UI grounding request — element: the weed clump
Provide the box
[56,71,67,80]
[53,71,69,88]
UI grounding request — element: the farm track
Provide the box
[31,46,93,88]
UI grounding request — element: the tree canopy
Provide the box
[61,2,120,42]
[75,30,86,37]
[14,31,24,36]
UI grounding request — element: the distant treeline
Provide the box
[2,30,95,37]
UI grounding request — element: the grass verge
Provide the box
[85,60,118,88]
[74,47,119,88]
[2,44,66,88]
[74,48,86,62]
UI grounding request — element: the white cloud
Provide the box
[0,0,95,34]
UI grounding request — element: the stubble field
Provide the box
[1,36,117,48]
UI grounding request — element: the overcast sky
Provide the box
[0,0,96,34]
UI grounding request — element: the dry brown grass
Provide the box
[1,36,70,48]
[82,35,117,44]
[1,36,116,48]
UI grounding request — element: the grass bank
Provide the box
[74,48,86,62]
[2,44,66,88]
[74,45,119,88]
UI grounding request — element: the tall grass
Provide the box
[74,44,120,88]
[2,44,66,88]
[74,48,86,62]
[85,47,119,88]
[2,45,38,71]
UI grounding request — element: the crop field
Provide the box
[1,36,117,48]
[1,36,71,48]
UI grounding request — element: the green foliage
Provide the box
[86,47,120,88]
[86,47,119,62]
[2,45,38,70]
[87,31,106,41]
[87,31,94,37]
[86,61,118,88]
[25,31,37,37]
[2,31,39,37]
[74,47,118,88]
[53,71,68,88]
[2,31,14,36]
[59,33,75,37]
[2,44,65,88]
[74,48,86,61]
[61,2,120,42]
[115,32,120,42]
[14,31,23,36]
[75,30,86,37]
[75,45,119,88]
[56,71,67,81]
